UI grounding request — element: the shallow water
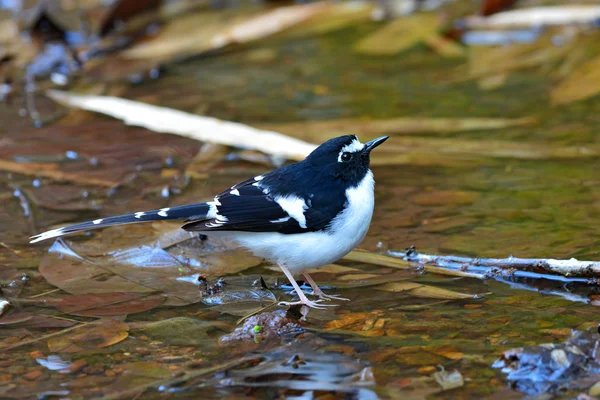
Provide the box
[1,3,600,399]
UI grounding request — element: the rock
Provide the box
[493,328,600,396]
[220,310,303,344]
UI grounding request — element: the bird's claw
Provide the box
[318,293,350,302]
[278,299,337,309]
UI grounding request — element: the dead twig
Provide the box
[393,247,599,280]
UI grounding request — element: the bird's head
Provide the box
[305,135,389,184]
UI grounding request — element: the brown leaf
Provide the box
[48,293,165,317]
[47,320,129,353]
[0,312,75,329]
[256,116,537,142]
[375,282,477,300]
[343,250,413,269]
[324,311,385,335]
[39,240,202,306]
[39,232,262,306]
[551,54,600,106]
[23,185,101,212]
[354,13,440,55]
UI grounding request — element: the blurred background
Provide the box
[1,0,600,399]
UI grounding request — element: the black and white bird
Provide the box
[30,135,388,309]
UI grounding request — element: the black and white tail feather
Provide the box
[29,203,210,243]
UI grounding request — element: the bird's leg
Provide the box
[278,264,336,309]
[302,272,350,302]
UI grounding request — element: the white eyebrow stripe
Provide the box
[337,138,364,162]
[274,195,308,229]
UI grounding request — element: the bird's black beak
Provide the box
[363,136,389,154]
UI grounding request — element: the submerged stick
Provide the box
[390,246,598,281]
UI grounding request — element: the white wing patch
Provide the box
[157,208,170,217]
[270,216,291,224]
[337,137,364,162]
[93,219,103,225]
[134,212,145,219]
[206,198,221,219]
[274,195,308,229]
[230,189,240,196]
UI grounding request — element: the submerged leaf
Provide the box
[39,240,202,306]
[130,317,218,346]
[122,2,329,61]
[343,250,413,269]
[257,116,536,141]
[0,312,75,329]
[376,282,477,300]
[47,293,165,317]
[47,320,129,353]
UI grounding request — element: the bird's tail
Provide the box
[30,203,210,243]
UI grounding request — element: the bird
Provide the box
[30,134,388,309]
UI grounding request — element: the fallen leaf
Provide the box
[129,317,219,346]
[464,6,600,29]
[47,320,129,353]
[0,159,116,187]
[344,250,412,269]
[39,240,201,306]
[324,311,384,331]
[425,345,464,360]
[424,34,465,58]
[551,54,600,106]
[376,282,477,300]
[0,312,75,329]
[122,2,329,61]
[47,90,317,161]
[47,292,166,317]
[257,116,536,141]
[22,185,101,212]
[305,264,361,275]
[354,13,440,55]
[286,2,372,37]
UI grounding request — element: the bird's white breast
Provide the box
[228,170,375,273]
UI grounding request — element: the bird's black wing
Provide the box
[182,176,335,234]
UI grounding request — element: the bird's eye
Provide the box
[341,152,352,162]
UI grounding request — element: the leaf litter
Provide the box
[4,0,600,398]
[47,319,129,353]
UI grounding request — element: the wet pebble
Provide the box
[220,310,302,344]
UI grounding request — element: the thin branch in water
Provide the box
[392,246,600,280]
